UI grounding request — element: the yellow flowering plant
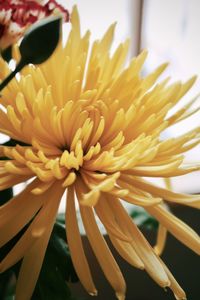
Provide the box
[0,6,200,300]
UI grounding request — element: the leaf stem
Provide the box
[0,60,25,92]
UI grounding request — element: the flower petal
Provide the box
[95,195,132,243]
[147,205,200,255]
[96,195,144,269]
[107,196,170,287]
[14,183,64,300]
[76,181,126,300]
[0,179,43,247]
[154,224,167,256]
[159,258,186,300]
[124,175,200,208]
[66,186,97,295]
[0,182,63,273]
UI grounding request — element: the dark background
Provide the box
[69,206,200,300]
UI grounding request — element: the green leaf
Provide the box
[0,16,62,92]
[0,142,13,206]
[0,211,79,299]
[19,16,62,65]
[50,224,79,283]
[2,138,30,147]
[53,221,67,241]
[130,207,158,230]
[0,188,13,206]
[56,213,65,224]
[32,250,71,300]
[32,221,79,300]
[1,46,12,63]
[0,270,15,300]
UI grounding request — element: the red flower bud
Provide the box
[0,0,69,50]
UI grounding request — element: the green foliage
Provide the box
[31,248,72,300]
[130,206,158,230]
[0,16,62,92]
[1,46,12,63]
[56,213,65,224]
[0,188,13,206]
[0,218,80,300]
[0,270,16,300]
[3,138,30,147]
[32,219,79,299]
[0,170,16,300]
[19,16,62,65]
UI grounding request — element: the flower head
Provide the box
[0,0,69,50]
[0,7,200,300]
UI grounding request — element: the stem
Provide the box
[0,60,26,92]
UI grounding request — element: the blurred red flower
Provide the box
[0,0,69,49]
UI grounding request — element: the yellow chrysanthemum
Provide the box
[0,7,200,300]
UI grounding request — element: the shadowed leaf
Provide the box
[19,16,62,65]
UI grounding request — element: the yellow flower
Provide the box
[0,6,200,300]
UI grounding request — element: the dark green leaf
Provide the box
[32,221,79,300]
[19,16,62,65]
[130,207,158,229]
[50,224,79,283]
[2,138,30,147]
[0,175,17,300]
[0,188,13,206]
[32,250,71,300]
[56,213,65,224]
[0,270,15,300]
[0,142,13,206]
[0,16,62,92]
[0,215,79,299]
[53,221,67,241]
[1,46,12,63]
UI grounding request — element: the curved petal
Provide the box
[0,179,44,247]
[95,195,144,269]
[76,180,126,300]
[66,186,97,296]
[158,258,186,300]
[154,224,167,256]
[14,183,64,300]
[147,205,200,255]
[0,183,63,273]
[107,196,169,287]
[95,195,132,242]
[123,175,200,209]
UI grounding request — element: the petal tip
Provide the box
[116,292,125,300]
[89,289,98,296]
